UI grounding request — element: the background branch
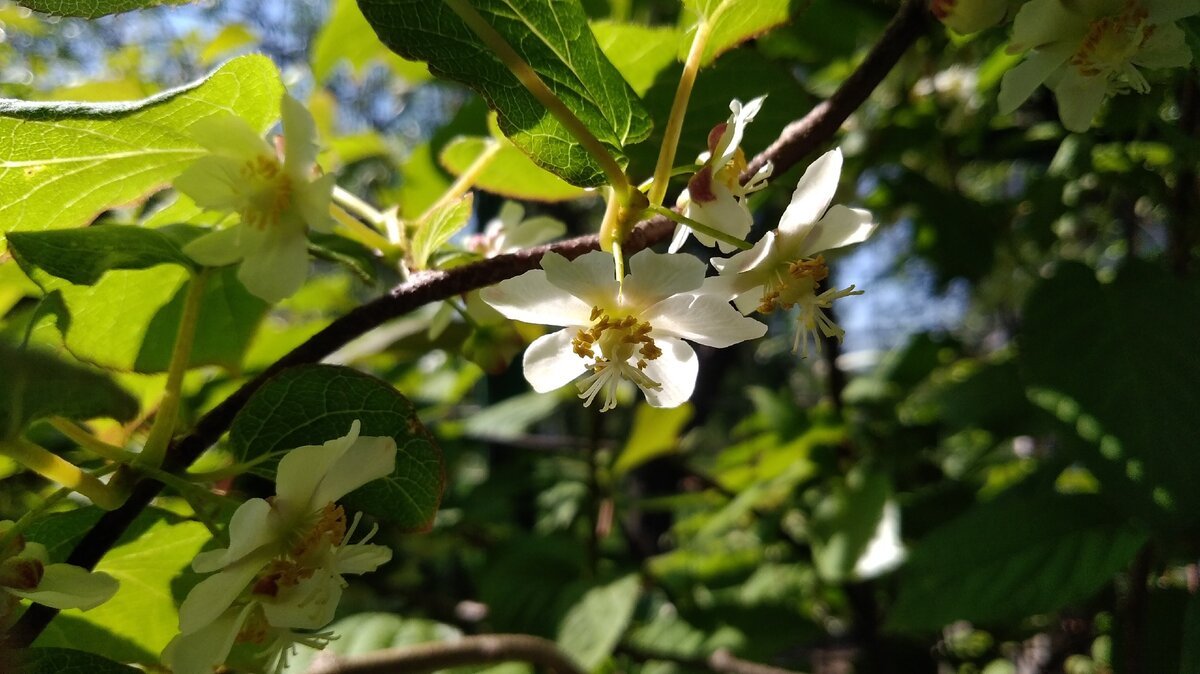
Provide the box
[304,634,583,674]
[6,0,929,648]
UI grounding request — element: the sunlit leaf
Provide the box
[18,648,140,674]
[313,0,430,82]
[8,225,198,286]
[440,137,589,203]
[411,193,473,271]
[681,0,797,66]
[612,403,692,476]
[557,574,640,670]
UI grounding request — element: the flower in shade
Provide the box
[999,0,1197,131]
[176,93,336,302]
[0,521,118,623]
[932,0,1013,33]
[707,149,876,357]
[162,421,396,674]
[480,249,767,411]
[671,96,774,253]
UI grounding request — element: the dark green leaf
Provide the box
[17,648,140,674]
[556,574,640,669]
[0,343,138,438]
[8,225,199,286]
[17,0,191,17]
[356,0,652,187]
[228,364,444,529]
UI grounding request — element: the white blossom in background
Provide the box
[932,0,1013,33]
[481,249,766,412]
[466,201,566,258]
[176,93,336,303]
[162,421,396,674]
[999,0,1198,131]
[707,149,876,357]
[671,96,773,253]
[0,521,118,620]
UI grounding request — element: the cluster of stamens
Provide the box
[240,154,294,229]
[572,307,661,369]
[1070,0,1153,88]
[249,503,346,601]
[757,255,830,314]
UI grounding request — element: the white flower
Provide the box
[466,202,566,257]
[0,523,118,620]
[999,0,1197,132]
[671,96,774,254]
[480,249,767,411]
[932,0,1012,34]
[163,421,396,674]
[707,149,876,357]
[176,93,336,302]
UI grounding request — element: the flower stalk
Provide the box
[650,204,752,251]
[648,17,714,208]
[0,439,123,510]
[417,140,502,224]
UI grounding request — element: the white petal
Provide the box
[620,248,706,309]
[540,250,620,308]
[1008,0,1085,51]
[276,422,361,518]
[235,225,310,303]
[689,182,754,252]
[192,498,276,573]
[296,173,337,233]
[1133,22,1192,69]
[778,149,843,239]
[281,94,319,176]
[162,603,254,674]
[183,225,249,267]
[645,293,767,348]
[522,329,588,392]
[261,569,341,630]
[7,565,117,611]
[479,269,593,326]
[335,543,393,575]
[640,337,698,408]
[713,95,765,165]
[178,554,268,634]
[174,156,248,212]
[310,434,398,508]
[716,231,777,276]
[1053,68,1108,132]
[188,113,273,159]
[998,45,1074,114]
[794,205,877,258]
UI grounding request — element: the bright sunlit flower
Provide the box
[999,0,1197,131]
[671,96,774,253]
[708,149,876,357]
[162,421,396,674]
[932,0,1012,34]
[176,93,336,303]
[0,521,118,622]
[466,201,566,258]
[480,249,766,411]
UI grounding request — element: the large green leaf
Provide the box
[888,489,1146,632]
[0,343,138,438]
[7,225,198,286]
[227,364,444,529]
[682,0,798,66]
[1020,262,1200,522]
[17,0,192,17]
[35,509,211,665]
[556,574,640,670]
[356,0,651,187]
[18,648,140,674]
[0,55,282,250]
[440,137,589,203]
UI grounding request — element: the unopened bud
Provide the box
[932,0,1009,34]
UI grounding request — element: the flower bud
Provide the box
[932,0,1009,34]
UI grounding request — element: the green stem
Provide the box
[49,418,136,464]
[332,185,387,229]
[649,204,752,251]
[449,299,481,329]
[139,269,209,469]
[0,440,123,510]
[418,140,502,223]
[182,449,291,483]
[648,18,713,208]
[331,203,396,252]
[443,0,633,200]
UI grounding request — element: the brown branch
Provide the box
[621,645,808,674]
[304,634,583,674]
[7,0,930,649]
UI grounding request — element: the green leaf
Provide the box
[18,648,140,674]
[308,232,379,285]
[356,0,652,187]
[313,0,430,82]
[0,55,282,251]
[682,0,797,66]
[440,137,589,203]
[35,508,211,665]
[1020,262,1200,522]
[612,403,692,476]
[591,21,681,96]
[199,24,258,66]
[888,489,1146,632]
[7,225,198,286]
[0,343,138,438]
[26,265,268,373]
[557,574,640,670]
[808,470,892,582]
[411,193,473,271]
[283,613,462,674]
[16,0,192,17]
[228,364,444,529]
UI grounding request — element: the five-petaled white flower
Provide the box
[466,201,566,258]
[480,249,767,412]
[999,0,1197,132]
[176,93,336,303]
[671,96,774,253]
[707,149,876,357]
[162,421,396,674]
[0,521,118,621]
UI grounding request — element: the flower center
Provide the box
[240,154,294,229]
[251,503,346,599]
[571,307,663,411]
[1070,1,1153,86]
[753,256,863,357]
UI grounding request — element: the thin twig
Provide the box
[6,0,930,648]
[304,634,583,674]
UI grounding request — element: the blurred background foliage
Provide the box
[1,0,1199,672]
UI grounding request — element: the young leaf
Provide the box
[312,0,430,83]
[440,137,588,203]
[7,225,199,286]
[0,55,282,250]
[556,574,641,670]
[888,489,1146,632]
[591,21,682,96]
[0,344,138,438]
[227,364,444,529]
[410,193,474,271]
[16,0,192,17]
[356,0,652,187]
[681,0,797,66]
[18,648,140,674]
